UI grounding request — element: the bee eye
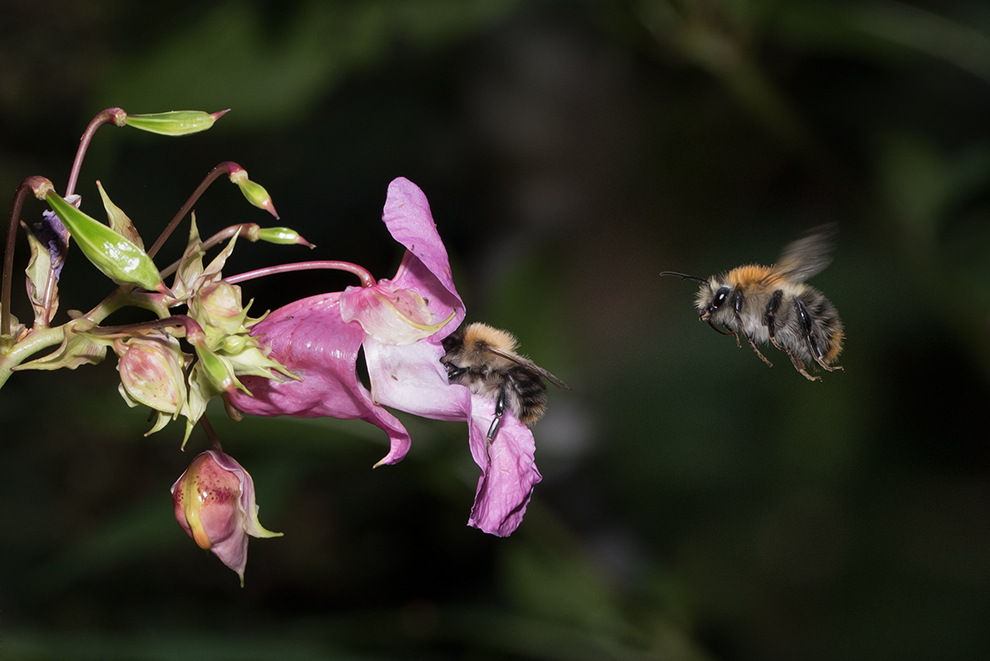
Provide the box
[711,286,731,309]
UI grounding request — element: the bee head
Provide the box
[697,282,732,320]
[661,271,735,331]
[441,327,464,354]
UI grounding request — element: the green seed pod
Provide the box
[123,109,229,136]
[46,192,164,291]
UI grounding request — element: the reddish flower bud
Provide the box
[116,334,187,435]
[171,451,281,584]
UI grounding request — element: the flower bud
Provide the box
[171,451,281,584]
[252,226,314,248]
[123,109,229,136]
[227,167,278,218]
[194,345,247,396]
[193,281,249,337]
[45,192,164,292]
[116,334,187,435]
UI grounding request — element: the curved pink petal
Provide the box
[229,293,412,465]
[464,396,542,537]
[383,178,464,339]
[363,338,541,536]
[339,281,451,345]
[364,338,472,421]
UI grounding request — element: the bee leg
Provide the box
[744,332,774,368]
[794,301,844,373]
[446,365,468,380]
[765,290,786,352]
[486,385,507,443]
[792,299,826,380]
[785,350,821,382]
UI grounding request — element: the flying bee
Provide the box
[661,224,844,381]
[441,322,571,442]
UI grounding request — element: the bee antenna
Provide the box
[660,271,707,284]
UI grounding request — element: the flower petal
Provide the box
[211,450,282,540]
[339,282,453,345]
[383,178,464,339]
[465,396,542,537]
[364,337,472,421]
[229,292,413,466]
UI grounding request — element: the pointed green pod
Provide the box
[123,109,229,136]
[46,192,164,291]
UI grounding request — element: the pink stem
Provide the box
[1,177,52,336]
[88,314,206,345]
[225,260,376,288]
[65,108,127,198]
[147,161,238,259]
[199,415,223,452]
[158,223,252,280]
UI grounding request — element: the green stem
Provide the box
[0,325,65,389]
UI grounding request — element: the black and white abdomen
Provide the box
[504,365,548,424]
[774,286,843,364]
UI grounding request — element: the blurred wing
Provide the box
[775,223,838,283]
[485,346,572,390]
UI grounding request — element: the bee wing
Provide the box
[774,223,838,283]
[485,346,572,390]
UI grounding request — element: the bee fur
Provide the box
[663,224,845,381]
[441,322,570,441]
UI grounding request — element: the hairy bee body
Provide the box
[668,225,844,381]
[441,323,569,439]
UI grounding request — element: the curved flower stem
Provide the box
[80,287,171,327]
[225,260,377,288]
[65,108,127,198]
[2,177,55,337]
[147,162,239,260]
[88,314,206,345]
[1,182,31,337]
[199,415,224,452]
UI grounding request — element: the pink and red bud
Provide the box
[171,450,281,585]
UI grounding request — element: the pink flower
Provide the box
[171,450,281,584]
[230,178,541,536]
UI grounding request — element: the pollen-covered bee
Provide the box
[441,322,571,441]
[662,224,844,381]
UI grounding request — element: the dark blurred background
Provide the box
[2,1,990,659]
